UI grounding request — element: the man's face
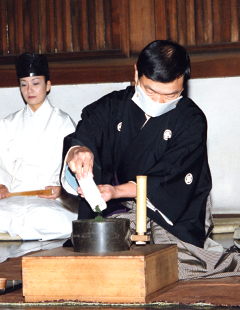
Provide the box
[134,68,184,104]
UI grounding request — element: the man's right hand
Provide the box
[0,185,9,200]
[66,146,94,181]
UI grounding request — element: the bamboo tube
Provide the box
[136,175,147,234]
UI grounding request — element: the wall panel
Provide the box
[0,0,129,60]
[129,0,155,54]
[1,0,240,86]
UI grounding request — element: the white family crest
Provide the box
[117,122,122,131]
[163,129,172,140]
[185,173,193,185]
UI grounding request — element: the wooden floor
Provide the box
[0,236,240,309]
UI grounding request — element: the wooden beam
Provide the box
[190,52,240,79]
[1,51,240,88]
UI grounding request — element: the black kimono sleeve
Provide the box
[62,87,133,185]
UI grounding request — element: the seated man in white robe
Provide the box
[0,52,78,241]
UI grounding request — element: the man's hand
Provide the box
[0,185,9,200]
[38,186,61,200]
[67,146,94,181]
[97,184,116,202]
[97,182,137,202]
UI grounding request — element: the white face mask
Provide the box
[132,83,182,117]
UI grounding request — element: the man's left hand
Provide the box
[98,184,116,202]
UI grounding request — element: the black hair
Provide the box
[136,40,190,85]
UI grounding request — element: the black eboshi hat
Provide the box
[15,52,50,80]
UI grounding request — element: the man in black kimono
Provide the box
[62,39,211,247]
[62,41,231,279]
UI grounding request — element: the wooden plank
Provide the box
[71,0,81,52]
[78,0,89,51]
[221,0,231,42]
[167,0,178,42]
[177,0,187,45]
[87,0,97,50]
[231,0,239,42]
[7,0,16,54]
[119,0,130,56]
[212,0,221,43]
[15,0,24,54]
[30,0,40,53]
[0,0,8,55]
[130,0,155,55]
[186,0,196,45]
[195,0,204,44]
[203,0,213,44]
[155,0,168,40]
[22,0,31,52]
[55,0,64,52]
[111,0,120,49]
[22,244,178,303]
[190,52,240,78]
[47,0,55,53]
[23,257,145,301]
[48,56,136,85]
[39,0,47,53]
[95,0,105,50]
[62,0,72,52]
[0,257,22,281]
[145,245,178,297]
[103,0,112,49]
[158,277,240,306]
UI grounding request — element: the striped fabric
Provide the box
[108,199,240,280]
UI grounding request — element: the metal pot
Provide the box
[72,218,131,253]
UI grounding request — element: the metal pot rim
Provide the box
[73,218,130,224]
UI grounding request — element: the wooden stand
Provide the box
[131,233,150,243]
[22,244,178,303]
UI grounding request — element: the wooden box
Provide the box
[22,244,178,303]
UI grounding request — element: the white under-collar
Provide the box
[27,98,48,118]
[141,113,151,129]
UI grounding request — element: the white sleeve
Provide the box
[61,146,80,196]
[61,146,107,211]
